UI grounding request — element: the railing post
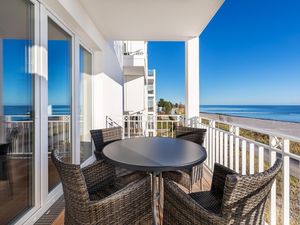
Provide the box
[229,125,239,170]
[209,120,215,170]
[224,133,228,167]
[241,140,247,175]
[230,125,240,172]
[219,131,224,165]
[258,146,264,172]
[249,143,255,174]
[216,130,220,164]
[282,138,290,225]
[269,135,278,225]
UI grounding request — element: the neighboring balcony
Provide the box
[123,41,147,76]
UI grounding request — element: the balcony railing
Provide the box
[106,114,300,225]
[198,116,300,225]
[2,115,71,155]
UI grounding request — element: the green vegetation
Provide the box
[158,98,173,114]
[157,98,185,115]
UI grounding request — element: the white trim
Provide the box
[78,43,94,164]
[39,3,49,206]
[43,2,75,203]
[74,35,81,164]
[21,187,63,225]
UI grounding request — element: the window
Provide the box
[47,18,72,192]
[0,0,35,223]
[79,46,92,163]
[148,97,154,112]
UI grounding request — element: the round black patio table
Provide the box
[102,137,207,225]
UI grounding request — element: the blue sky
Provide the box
[148,0,300,105]
[3,40,33,106]
[3,39,71,107]
[48,40,71,106]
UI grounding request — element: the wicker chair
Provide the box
[163,159,282,225]
[90,127,123,160]
[90,127,143,179]
[51,150,152,225]
[164,126,206,192]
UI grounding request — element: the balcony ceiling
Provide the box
[78,0,224,41]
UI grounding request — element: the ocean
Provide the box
[200,105,300,123]
[4,105,300,123]
[3,105,70,120]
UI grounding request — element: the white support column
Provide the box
[185,37,199,126]
[0,39,4,142]
[73,36,80,164]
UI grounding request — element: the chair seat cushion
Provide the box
[189,191,222,214]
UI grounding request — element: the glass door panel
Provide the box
[47,18,72,192]
[79,46,92,163]
[0,0,35,223]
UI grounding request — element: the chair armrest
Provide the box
[82,160,116,193]
[164,179,223,225]
[89,177,151,224]
[211,163,237,197]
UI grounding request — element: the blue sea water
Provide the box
[3,105,70,120]
[200,105,300,123]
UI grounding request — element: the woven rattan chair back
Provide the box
[221,159,282,224]
[51,151,90,210]
[90,127,122,159]
[175,126,206,145]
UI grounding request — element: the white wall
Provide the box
[124,75,145,113]
[43,0,124,129]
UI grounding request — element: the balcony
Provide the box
[2,113,298,224]
[104,114,300,225]
[1,0,297,224]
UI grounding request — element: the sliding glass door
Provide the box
[0,0,95,223]
[47,18,72,192]
[0,0,35,223]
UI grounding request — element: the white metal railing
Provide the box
[105,114,300,224]
[197,116,300,225]
[106,116,121,128]
[106,114,184,138]
[1,115,71,155]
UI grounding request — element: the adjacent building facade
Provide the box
[123,41,157,137]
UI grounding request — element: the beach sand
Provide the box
[200,112,300,140]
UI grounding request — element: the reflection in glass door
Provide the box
[47,18,72,192]
[0,0,35,223]
[79,46,92,163]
